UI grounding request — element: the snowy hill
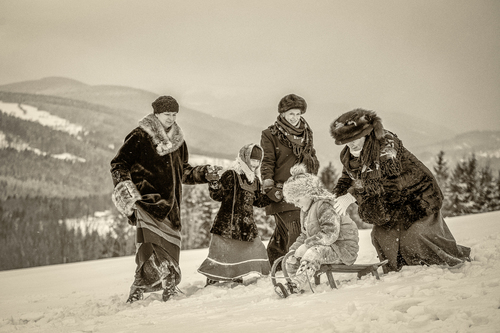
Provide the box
[1,211,499,333]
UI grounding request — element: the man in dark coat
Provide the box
[330,108,471,273]
[110,95,218,303]
[260,94,320,267]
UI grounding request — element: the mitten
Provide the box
[112,180,142,216]
[334,192,356,216]
[262,179,274,192]
[205,165,223,182]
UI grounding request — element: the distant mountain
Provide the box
[411,130,500,173]
[0,89,258,201]
[1,77,497,195]
[0,78,263,160]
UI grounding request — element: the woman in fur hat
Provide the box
[260,93,320,268]
[110,96,220,303]
[330,108,471,273]
[280,164,359,295]
[198,144,272,284]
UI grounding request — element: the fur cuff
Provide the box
[112,180,142,216]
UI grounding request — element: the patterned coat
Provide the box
[209,170,272,242]
[289,199,359,265]
[333,131,443,230]
[110,114,208,230]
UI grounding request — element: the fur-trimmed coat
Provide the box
[289,199,359,265]
[110,114,208,230]
[209,170,272,242]
[333,131,443,230]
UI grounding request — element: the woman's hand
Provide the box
[334,193,356,215]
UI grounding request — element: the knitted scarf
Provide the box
[340,130,402,196]
[269,115,319,174]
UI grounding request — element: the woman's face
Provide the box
[155,112,177,128]
[249,159,261,171]
[281,109,302,127]
[346,136,366,157]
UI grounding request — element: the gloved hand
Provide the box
[334,192,356,216]
[263,179,274,192]
[205,165,223,182]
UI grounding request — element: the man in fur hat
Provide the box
[110,95,220,303]
[260,94,320,267]
[330,108,471,273]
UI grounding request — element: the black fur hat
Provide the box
[330,108,384,145]
[278,94,307,114]
[152,96,179,114]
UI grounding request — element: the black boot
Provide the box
[126,285,144,303]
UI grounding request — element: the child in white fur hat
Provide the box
[281,164,360,294]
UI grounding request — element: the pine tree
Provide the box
[477,165,497,213]
[319,162,338,191]
[446,155,479,216]
[433,150,449,192]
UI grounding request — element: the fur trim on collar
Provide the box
[138,113,184,156]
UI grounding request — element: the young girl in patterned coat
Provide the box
[198,144,273,284]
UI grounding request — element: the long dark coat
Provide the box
[333,131,443,230]
[209,170,272,242]
[261,128,315,215]
[110,115,208,230]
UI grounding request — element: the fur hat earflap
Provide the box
[283,164,332,204]
[278,94,307,114]
[152,96,179,114]
[330,108,384,145]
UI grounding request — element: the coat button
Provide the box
[396,238,399,242]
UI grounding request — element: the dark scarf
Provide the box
[269,115,319,174]
[340,130,402,196]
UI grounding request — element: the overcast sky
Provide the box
[0,0,499,132]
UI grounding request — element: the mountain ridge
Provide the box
[1,77,498,185]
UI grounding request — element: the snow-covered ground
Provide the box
[1,211,499,333]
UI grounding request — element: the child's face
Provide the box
[294,196,312,210]
[249,159,260,171]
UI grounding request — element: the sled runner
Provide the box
[313,259,389,289]
[271,251,388,297]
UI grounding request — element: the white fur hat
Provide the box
[283,164,331,203]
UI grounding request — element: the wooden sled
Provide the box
[314,259,389,289]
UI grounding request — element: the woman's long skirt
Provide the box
[198,234,271,282]
[371,211,471,273]
[131,206,182,293]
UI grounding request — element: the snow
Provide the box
[0,101,85,136]
[51,153,86,163]
[1,211,499,333]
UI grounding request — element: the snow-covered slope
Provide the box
[1,211,499,333]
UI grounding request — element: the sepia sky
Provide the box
[0,0,499,132]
